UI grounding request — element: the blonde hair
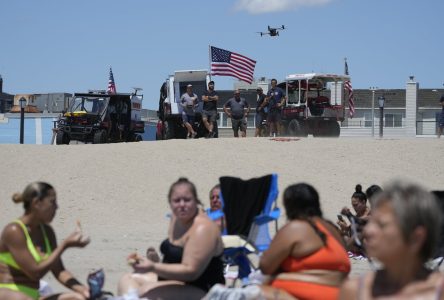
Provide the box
[12,182,54,211]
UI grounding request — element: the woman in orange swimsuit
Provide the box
[340,181,444,299]
[259,183,350,300]
[0,182,90,300]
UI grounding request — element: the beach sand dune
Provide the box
[0,137,442,294]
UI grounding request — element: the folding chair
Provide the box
[211,173,280,285]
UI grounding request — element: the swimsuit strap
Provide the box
[40,224,52,258]
[13,220,51,262]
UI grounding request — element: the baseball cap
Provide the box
[187,84,192,88]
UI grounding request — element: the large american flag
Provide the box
[210,46,256,84]
[107,67,116,94]
[344,60,355,118]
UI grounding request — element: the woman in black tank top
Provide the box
[118,178,225,300]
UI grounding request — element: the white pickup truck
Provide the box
[157,70,216,139]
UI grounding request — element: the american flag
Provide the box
[344,60,355,118]
[107,67,116,94]
[210,46,256,84]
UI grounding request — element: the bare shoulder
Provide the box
[0,222,26,251]
[279,219,315,239]
[193,213,220,235]
[1,222,24,240]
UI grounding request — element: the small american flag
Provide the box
[344,60,355,118]
[210,46,256,84]
[107,67,116,94]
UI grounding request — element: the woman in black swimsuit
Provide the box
[118,178,225,300]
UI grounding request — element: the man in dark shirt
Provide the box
[254,87,268,137]
[266,78,286,137]
[223,89,250,138]
[438,96,444,138]
[202,81,219,138]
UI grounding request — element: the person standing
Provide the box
[223,90,250,138]
[266,79,285,137]
[180,84,198,139]
[438,95,444,138]
[201,81,219,138]
[254,87,268,137]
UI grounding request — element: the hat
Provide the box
[256,87,263,91]
[440,95,444,102]
[187,84,192,88]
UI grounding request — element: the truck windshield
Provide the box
[70,96,108,114]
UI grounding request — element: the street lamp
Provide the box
[370,87,378,137]
[378,96,385,138]
[19,97,26,144]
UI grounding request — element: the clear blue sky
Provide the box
[1,0,443,109]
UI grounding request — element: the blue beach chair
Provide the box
[209,174,280,285]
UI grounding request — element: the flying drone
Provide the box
[258,25,285,37]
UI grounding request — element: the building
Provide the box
[0,75,14,113]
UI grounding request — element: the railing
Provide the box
[416,120,438,136]
[341,120,373,128]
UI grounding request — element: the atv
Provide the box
[56,91,144,144]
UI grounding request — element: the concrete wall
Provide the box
[405,77,418,137]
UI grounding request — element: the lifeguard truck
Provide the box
[157,70,212,139]
[280,73,350,137]
[56,89,145,144]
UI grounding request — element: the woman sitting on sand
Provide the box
[339,181,444,299]
[337,184,371,256]
[259,183,350,300]
[205,184,226,233]
[118,177,225,300]
[0,182,91,300]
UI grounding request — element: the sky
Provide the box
[1,0,443,109]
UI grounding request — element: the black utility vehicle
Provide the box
[56,92,144,144]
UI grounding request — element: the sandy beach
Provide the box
[0,137,442,294]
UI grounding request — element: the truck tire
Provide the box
[312,121,325,138]
[329,120,341,137]
[288,119,308,137]
[93,130,107,144]
[166,120,175,139]
[56,131,70,145]
[133,134,143,142]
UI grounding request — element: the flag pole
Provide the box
[208,45,212,81]
[343,58,347,118]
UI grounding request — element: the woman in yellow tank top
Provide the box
[0,182,90,300]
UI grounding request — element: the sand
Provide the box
[0,137,442,294]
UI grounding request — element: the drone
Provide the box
[258,25,285,37]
